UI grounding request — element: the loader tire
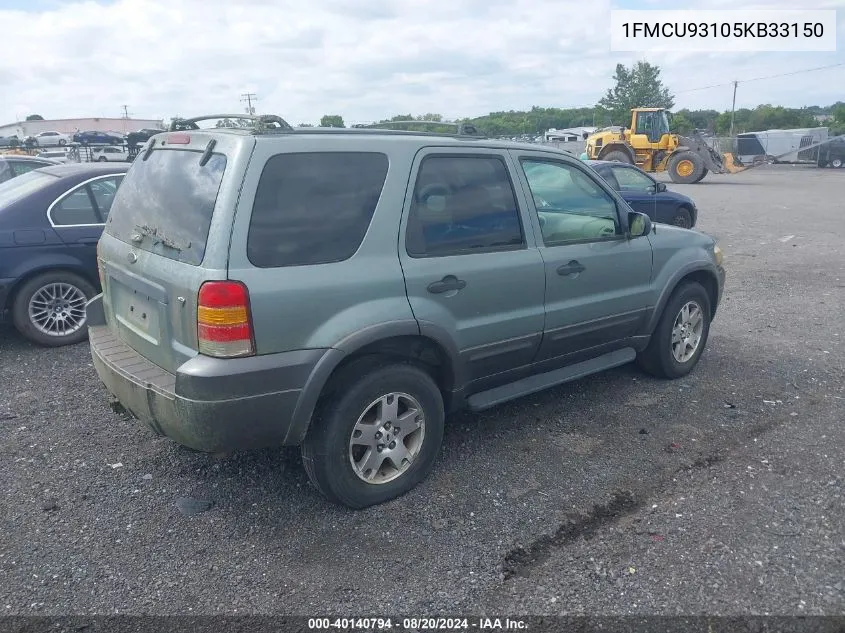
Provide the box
[668,151,705,184]
[692,168,708,183]
[602,150,633,164]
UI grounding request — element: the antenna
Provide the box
[241,93,258,115]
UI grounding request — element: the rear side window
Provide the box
[106,149,227,266]
[405,155,524,257]
[247,152,388,268]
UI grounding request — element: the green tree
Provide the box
[320,115,345,128]
[833,104,845,125]
[670,112,693,135]
[598,61,674,125]
[25,114,44,121]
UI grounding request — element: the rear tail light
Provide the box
[197,281,255,358]
[167,133,191,144]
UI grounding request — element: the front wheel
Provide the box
[637,281,711,379]
[58,139,67,146]
[832,157,844,169]
[11,271,96,347]
[668,151,706,184]
[301,362,445,509]
[670,207,693,229]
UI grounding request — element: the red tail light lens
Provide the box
[197,281,255,358]
[167,133,191,144]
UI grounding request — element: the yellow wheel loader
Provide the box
[584,108,743,184]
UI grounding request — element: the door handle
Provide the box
[557,260,585,276]
[427,275,467,294]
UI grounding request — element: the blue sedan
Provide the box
[586,160,699,228]
[0,163,128,346]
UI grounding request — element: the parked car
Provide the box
[126,128,164,148]
[0,155,61,184]
[586,160,699,228]
[87,117,725,509]
[817,136,845,169]
[72,130,125,145]
[0,135,20,148]
[32,131,70,147]
[0,163,128,346]
[36,149,72,164]
[92,146,129,162]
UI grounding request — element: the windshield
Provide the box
[0,169,58,209]
[105,148,227,266]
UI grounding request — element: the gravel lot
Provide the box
[0,165,843,616]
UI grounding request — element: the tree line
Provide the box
[308,61,844,137]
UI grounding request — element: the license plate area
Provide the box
[112,279,162,345]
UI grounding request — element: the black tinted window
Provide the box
[52,187,99,226]
[106,150,227,266]
[247,152,388,268]
[406,155,523,257]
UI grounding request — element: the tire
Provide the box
[11,271,96,347]
[670,207,693,229]
[602,150,633,164]
[98,156,107,162]
[637,281,711,379]
[301,362,445,509]
[692,168,708,183]
[58,139,67,146]
[668,151,706,184]
[832,158,844,169]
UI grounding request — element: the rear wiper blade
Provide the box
[130,224,189,252]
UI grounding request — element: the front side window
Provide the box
[609,166,655,192]
[405,155,523,257]
[521,160,620,245]
[247,152,389,268]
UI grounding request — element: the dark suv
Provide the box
[87,115,726,509]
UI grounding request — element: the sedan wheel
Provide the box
[12,272,96,347]
[670,208,692,229]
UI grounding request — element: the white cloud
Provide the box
[0,0,843,126]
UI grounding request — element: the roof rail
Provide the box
[168,114,294,132]
[352,120,484,137]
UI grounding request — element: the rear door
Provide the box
[398,148,546,389]
[98,131,254,373]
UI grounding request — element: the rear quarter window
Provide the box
[247,152,389,268]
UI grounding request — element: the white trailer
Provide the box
[735,127,829,165]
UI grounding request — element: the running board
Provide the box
[466,347,637,412]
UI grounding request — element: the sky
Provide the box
[0,0,843,126]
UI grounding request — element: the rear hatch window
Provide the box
[105,148,227,265]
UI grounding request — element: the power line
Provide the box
[677,62,844,94]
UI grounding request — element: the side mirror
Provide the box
[628,211,653,238]
[655,182,667,193]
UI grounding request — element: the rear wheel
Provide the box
[832,157,844,169]
[301,362,445,509]
[602,150,633,164]
[637,281,711,379]
[668,151,706,184]
[97,156,107,162]
[58,139,67,146]
[12,271,96,347]
[692,168,708,183]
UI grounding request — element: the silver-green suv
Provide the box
[87,114,725,509]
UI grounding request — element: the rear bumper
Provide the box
[87,295,331,453]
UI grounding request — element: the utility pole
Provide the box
[121,105,130,118]
[729,81,738,138]
[241,93,258,115]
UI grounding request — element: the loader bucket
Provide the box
[721,153,746,173]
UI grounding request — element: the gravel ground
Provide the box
[0,165,843,616]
